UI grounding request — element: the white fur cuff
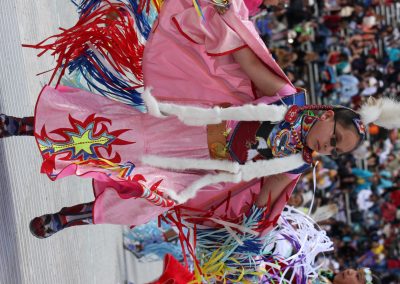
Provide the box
[142,87,288,126]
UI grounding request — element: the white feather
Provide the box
[311,204,338,223]
[359,97,400,129]
[141,155,240,173]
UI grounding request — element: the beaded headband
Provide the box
[284,104,367,148]
[297,98,400,138]
[352,117,367,143]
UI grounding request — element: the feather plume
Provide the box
[311,204,338,223]
[359,97,400,129]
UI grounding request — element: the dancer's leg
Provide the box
[30,201,94,239]
[0,114,34,138]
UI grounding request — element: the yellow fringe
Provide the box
[189,249,265,283]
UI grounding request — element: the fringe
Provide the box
[71,0,102,14]
[163,205,334,283]
[193,207,268,282]
[24,1,150,109]
[262,207,334,284]
[72,0,157,39]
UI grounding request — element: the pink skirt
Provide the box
[34,86,265,226]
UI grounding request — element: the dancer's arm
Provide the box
[256,173,292,207]
[233,47,287,97]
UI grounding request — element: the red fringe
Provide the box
[137,0,160,14]
[160,189,278,278]
[23,1,144,88]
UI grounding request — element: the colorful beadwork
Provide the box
[269,111,318,160]
[36,114,134,163]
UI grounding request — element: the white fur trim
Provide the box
[141,155,240,173]
[163,172,242,204]
[240,154,304,181]
[219,104,287,122]
[158,103,223,125]
[141,87,166,118]
[142,153,305,204]
[359,97,400,129]
[143,87,288,126]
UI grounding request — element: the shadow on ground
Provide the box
[0,143,22,283]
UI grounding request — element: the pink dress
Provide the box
[34,0,301,235]
[143,0,293,105]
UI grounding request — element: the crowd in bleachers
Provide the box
[251,0,400,282]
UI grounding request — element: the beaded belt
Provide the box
[207,122,230,160]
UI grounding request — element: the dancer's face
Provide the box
[333,268,367,284]
[305,110,360,157]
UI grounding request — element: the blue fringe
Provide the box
[71,0,102,15]
[64,0,159,111]
[124,220,187,262]
[71,0,155,39]
[195,206,268,271]
[126,0,153,39]
[67,51,145,110]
